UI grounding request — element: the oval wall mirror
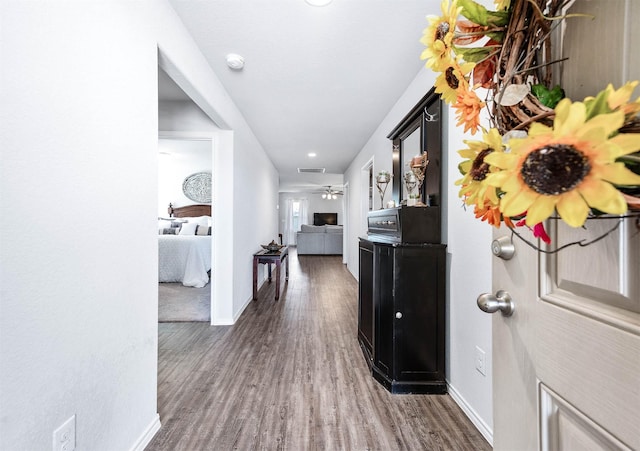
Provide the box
[182,172,212,203]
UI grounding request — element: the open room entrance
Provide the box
[360,157,374,236]
[158,57,232,324]
[157,136,213,322]
[342,182,349,265]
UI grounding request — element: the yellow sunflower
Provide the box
[455,128,503,207]
[420,0,461,71]
[434,59,475,104]
[453,88,485,135]
[603,80,640,116]
[484,98,640,227]
[584,80,640,119]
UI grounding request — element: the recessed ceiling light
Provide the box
[308,152,317,157]
[225,53,245,70]
[305,0,332,6]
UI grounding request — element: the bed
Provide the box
[158,204,212,288]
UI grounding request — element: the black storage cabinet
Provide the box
[359,238,446,394]
[358,87,446,394]
[358,239,374,365]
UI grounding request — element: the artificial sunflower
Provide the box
[588,80,640,117]
[456,128,503,207]
[474,201,514,228]
[453,88,485,135]
[434,59,475,104]
[420,0,461,71]
[485,97,640,227]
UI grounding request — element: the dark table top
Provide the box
[253,246,288,257]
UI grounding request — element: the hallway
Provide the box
[147,251,491,450]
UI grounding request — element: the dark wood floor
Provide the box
[146,250,491,450]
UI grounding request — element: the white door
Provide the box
[484,1,640,449]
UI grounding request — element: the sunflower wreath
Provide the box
[421,0,640,247]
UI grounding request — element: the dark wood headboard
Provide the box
[168,203,211,218]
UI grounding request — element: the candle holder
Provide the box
[403,171,418,205]
[376,171,391,209]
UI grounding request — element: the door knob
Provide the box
[477,290,515,316]
[491,236,515,260]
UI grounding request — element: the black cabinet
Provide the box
[358,239,374,364]
[358,237,446,394]
[358,87,445,394]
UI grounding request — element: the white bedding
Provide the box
[159,235,212,287]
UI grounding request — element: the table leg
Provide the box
[267,262,272,283]
[285,254,289,281]
[275,260,281,300]
[252,257,258,300]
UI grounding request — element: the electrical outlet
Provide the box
[475,346,486,376]
[53,415,76,451]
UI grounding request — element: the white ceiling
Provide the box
[162,0,438,191]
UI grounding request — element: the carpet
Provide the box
[158,282,211,322]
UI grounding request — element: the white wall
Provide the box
[230,131,280,319]
[442,104,494,442]
[306,194,344,225]
[343,67,494,441]
[0,1,278,450]
[159,99,219,132]
[1,3,160,450]
[158,138,212,217]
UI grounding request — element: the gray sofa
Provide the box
[296,224,343,255]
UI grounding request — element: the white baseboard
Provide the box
[130,413,161,451]
[233,294,254,323]
[447,384,493,446]
[230,272,270,323]
[232,275,268,323]
[215,273,274,325]
[211,274,267,325]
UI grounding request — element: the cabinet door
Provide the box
[393,246,445,382]
[373,243,394,377]
[358,241,374,361]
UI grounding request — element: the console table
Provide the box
[252,247,289,301]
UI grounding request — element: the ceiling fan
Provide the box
[313,185,344,199]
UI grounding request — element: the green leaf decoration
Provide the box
[584,89,613,120]
[531,84,565,109]
[530,85,547,97]
[485,10,510,26]
[458,161,467,176]
[454,46,491,63]
[458,0,509,27]
[486,31,505,43]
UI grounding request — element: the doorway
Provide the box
[342,182,349,265]
[157,136,213,322]
[361,157,374,237]
[157,53,234,326]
